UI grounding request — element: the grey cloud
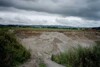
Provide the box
[0,0,100,20]
[56,17,100,27]
[0,10,100,27]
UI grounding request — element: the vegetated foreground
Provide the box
[14,29,100,67]
[0,29,30,67]
[0,28,99,67]
[51,41,100,67]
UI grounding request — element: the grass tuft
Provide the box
[51,43,100,67]
[0,29,31,67]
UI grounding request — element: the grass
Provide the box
[39,58,46,67]
[51,42,100,67]
[39,62,46,67]
[0,29,31,67]
[0,27,84,32]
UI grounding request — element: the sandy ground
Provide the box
[44,59,65,67]
[17,31,99,67]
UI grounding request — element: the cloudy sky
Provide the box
[0,0,100,27]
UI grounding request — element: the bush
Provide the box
[51,43,100,67]
[39,58,46,67]
[0,30,31,67]
[39,62,46,67]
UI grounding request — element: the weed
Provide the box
[0,30,31,67]
[51,43,100,67]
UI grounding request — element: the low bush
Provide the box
[38,58,46,67]
[39,62,46,67]
[0,30,31,67]
[51,42,100,67]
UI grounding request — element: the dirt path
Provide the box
[18,32,95,67]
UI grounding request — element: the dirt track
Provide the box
[16,30,100,67]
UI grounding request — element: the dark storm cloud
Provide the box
[0,0,100,20]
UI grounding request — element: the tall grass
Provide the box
[51,42,100,67]
[39,61,46,67]
[0,30,31,67]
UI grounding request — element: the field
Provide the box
[0,27,100,67]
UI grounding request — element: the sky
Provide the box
[0,0,100,27]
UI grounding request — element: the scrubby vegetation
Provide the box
[39,61,46,67]
[38,58,46,67]
[51,42,100,67]
[0,29,31,67]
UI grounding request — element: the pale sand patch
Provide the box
[18,32,95,67]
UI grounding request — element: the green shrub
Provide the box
[0,30,31,67]
[39,58,46,67]
[51,43,100,67]
[39,62,46,67]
